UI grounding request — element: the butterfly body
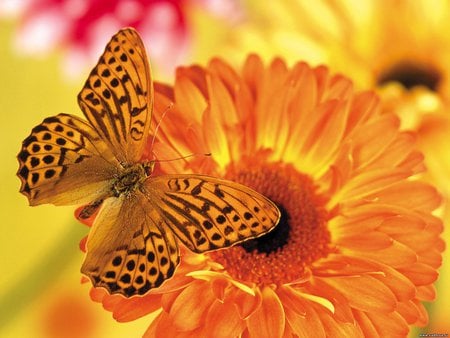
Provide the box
[111,161,152,197]
[17,28,280,297]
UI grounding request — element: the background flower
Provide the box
[89,56,444,337]
[1,0,190,79]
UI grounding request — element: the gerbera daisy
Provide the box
[191,4,450,331]
[81,55,444,337]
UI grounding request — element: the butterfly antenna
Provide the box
[154,152,211,163]
[149,102,173,153]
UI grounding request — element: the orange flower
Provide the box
[84,55,444,337]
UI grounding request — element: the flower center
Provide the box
[377,62,441,91]
[208,160,331,285]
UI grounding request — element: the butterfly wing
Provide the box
[17,113,119,206]
[78,28,153,164]
[142,175,280,253]
[81,193,180,297]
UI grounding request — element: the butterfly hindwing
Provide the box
[78,28,153,164]
[81,194,180,297]
[144,175,280,253]
[17,113,118,206]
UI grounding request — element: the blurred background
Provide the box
[1,0,449,337]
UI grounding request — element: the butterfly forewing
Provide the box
[17,113,118,206]
[78,28,153,164]
[81,194,180,297]
[144,175,280,253]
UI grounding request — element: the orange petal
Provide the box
[336,168,410,205]
[242,54,264,98]
[207,71,239,125]
[370,265,416,302]
[228,287,262,320]
[412,299,429,326]
[247,286,285,338]
[349,114,400,169]
[74,205,95,227]
[101,293,124,312]
[352,310,378,337]
[169,281,215,331]
[324,75,353,101]
[284,306,326,338]
[397,300,421,325]
[278,285,338,337]
[362,131,416,171]
[418,248,443,269]
[160,288,184,313]
[365,311,409,337]
[398,262,438,286]
[79,236,87,252]
[144,311,181,338]
[345,91,379,136]
[349,239,418,268]
[303,99,349,176]
[393,227,442,253]
[113,294,162,322]
[336,231,393,250]
[202,299,246,338]
[371,181,442,212]
[176,65,208,98]
[317,309,363,337]
[320,275,397,312]
[202,107,231,169]
[89,287,107,303]
[210,278,229,302]
[173,76,207,124]
[377,214,426,234]
[416,284,436,301]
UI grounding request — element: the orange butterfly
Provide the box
[17,28,280,297]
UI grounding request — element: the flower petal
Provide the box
[365,310,409,336]
[174,75,208,124]
[320,275,397,312]
[398,262,439,286]
[371,181,442,212]
[229,287,262,319]
[202,299,246,338]
[113,294,162,322]
[284,306,326,338]
[247,287,285,338]
[348,114,400,169]
[169,281,215,331]
[317,309,363,337]
[350,239,418,268]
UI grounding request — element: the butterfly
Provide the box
[17,28,280,298]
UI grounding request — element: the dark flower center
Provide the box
[378,62,441,91]
[208,159,331,285]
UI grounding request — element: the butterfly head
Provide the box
[143,160,156,176]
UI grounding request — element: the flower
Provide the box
[191,4,450,332]
[82,55,444,337]
[2,0,190,79]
